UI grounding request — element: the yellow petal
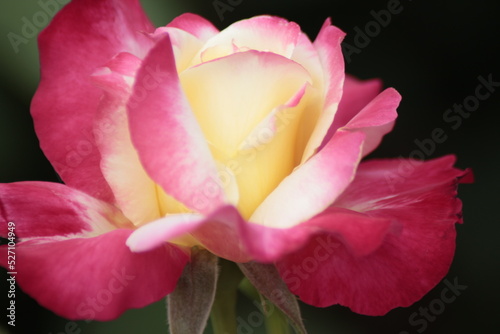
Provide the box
[180,51,311,161]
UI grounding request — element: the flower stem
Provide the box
[210,260,243,334]
[264,307,292,334]
[239,278,292,334]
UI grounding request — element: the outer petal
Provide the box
[0,230,188,320]
[276,156,470,315]
[0,181,132,238]
[250,130,365,228]
[241,208,393,262]
[127,206,250,263]
[319,86,399,157]
[329,75,383,133]
[127,35,226,215]
[334,155,469,211]
[126,204,391,264]
[0,182,188,320]
[31,0,154,202]
[344,88,400,157]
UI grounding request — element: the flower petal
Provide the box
[229,206,391,263]
[151,27,206,73]
[276,156,470,315]
[126,213,205,253]
[194,16,301,65]
[0,229,188,320]
[299,19,346,162]
[91,53,161,226]
[231,83,313,219]
[181,50,313,218]
[127,35,227,214]
[250,130,365,228]
[314,18,346,112]
[319,84,399,157]
[127,206,251,263]
[343,88,400,157]
[329,75,383,134]
[31,0,154,202]
[167,13,219,43]
[180,50,311,160]
[291,33,324,92]
[0,181,132,239]
[335,155,469,212]
[127,201,391,264]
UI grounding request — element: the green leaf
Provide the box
[167,248,219,334]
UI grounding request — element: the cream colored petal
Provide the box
[291,33,324,94]
[152,27,204,73]
[229,85,316,219]
[291,87,325,166]
[180,51,311,161]
[91,54,161,226]
[190,15,301,66]
[98,104,161,226]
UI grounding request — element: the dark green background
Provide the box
[1,0,499,333]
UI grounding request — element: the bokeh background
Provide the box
[1,0,499,333]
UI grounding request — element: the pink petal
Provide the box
[238,207,392,263]
[0,181,133,239]
[250,130,365,228]
[276,156,470,315]
[345,88,400,156]
[31,0,154,202]
[127,196,390,264]
[126,214,205,253]
[335,155,469,212]
[127,35,226,215]
[127,205,251,263]
[0,229,188,320]
[167,13,219,43]
[93,51,143,78]
[329,75,383,134]
[313,18,346,111]
[319,84,399,157]
[126,201,391,264]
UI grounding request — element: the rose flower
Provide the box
[0,0,470,322]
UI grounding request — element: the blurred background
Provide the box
[0,0,499,333]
